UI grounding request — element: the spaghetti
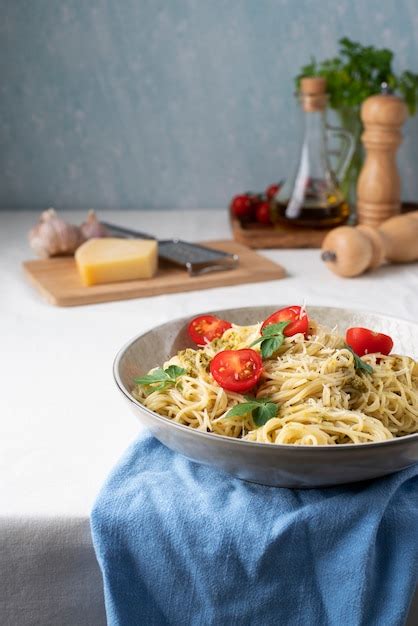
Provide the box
[132,320,418,446]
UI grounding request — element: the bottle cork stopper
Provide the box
[300,77,327,95]
[299,77,327,112]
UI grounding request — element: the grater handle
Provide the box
[101,222,157,241]
[101,220,239,275]
[186,256,239,276]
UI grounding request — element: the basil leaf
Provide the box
[261,336,283,359]
[261,321,289,337]
[147,382,168,393]
[346,346,373,375]
[224,397,279,426]
[134,368,169,385]
[225,402,261,418]
[165,365,186,380]
[253,402,278,426]
[250,320,290,359]
[134,365,186,386]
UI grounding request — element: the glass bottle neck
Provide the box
[303,109,327,150]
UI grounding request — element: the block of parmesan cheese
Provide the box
[75,237,158,286]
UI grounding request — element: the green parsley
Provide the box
[297,37,418,114]
[224,396,279,427]
[250,321,290,359]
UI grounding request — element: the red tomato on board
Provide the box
[230,194,253,219]
[346,327,393,357]
[255,201,272,225]
[210,349,263,393]
[188,315,232,346]
[265,183,281,200]
[261,306,309,337]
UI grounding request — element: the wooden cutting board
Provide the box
[231,216,330,249]
[23,240,286,307]
[230,203,418,249]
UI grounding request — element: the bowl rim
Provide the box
[113,304,418,451]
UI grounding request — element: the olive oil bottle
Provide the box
[271,77,354,228]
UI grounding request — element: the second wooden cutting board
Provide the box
[23,240,286,307]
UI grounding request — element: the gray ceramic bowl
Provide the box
[114,305,418,487]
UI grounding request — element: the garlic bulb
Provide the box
[80,210,109,240]
[28,208,84,258]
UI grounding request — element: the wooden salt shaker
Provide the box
[321,211,418,277]
[357,88,408,227]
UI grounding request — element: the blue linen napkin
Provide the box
[91,433,418,626]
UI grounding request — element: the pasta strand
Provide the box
[132,322,418,446]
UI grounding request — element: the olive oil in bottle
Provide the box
[271,77,353,228]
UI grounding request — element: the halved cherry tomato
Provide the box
[261,305,308,337]
[188,315,232,345]
[210,349,262,393]
[346,327,393,357]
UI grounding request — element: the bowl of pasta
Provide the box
[114,305,418,487]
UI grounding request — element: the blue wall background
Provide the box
[1,0,418,210]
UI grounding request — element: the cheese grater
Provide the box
[101,222,239,276]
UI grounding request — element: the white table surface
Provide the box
[2,209,418,625]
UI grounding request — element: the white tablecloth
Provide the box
[1,209,418,625]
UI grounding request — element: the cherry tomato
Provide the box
[255,201,272,225]
[230,194,253,219]
[188,315,232,346]
[265,183,281,200]
[210,349,263,393]
[346,327,393,357]
[261,305,309,337]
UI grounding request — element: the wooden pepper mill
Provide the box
[357,89,408,227]
[321,211,418,277]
